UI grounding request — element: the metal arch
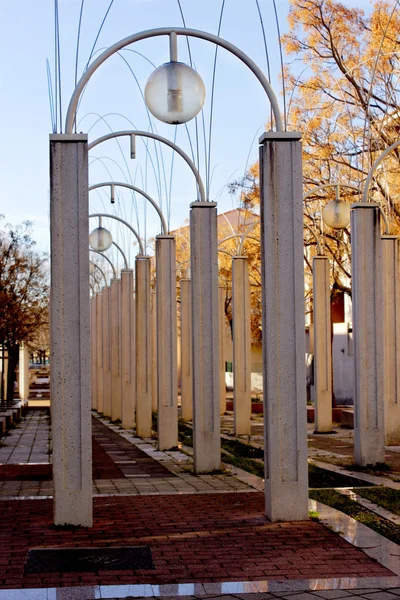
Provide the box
[65,27,283,133]
[112,241,128,269]
[90,249,117,279]
[303,183,360,202]
[89,131,206,203]
[303,223,324,256]
[89,211,145,255]
[89,183,167,235]
[363,139,400,203]
[90,261,108,285]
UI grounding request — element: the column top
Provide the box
[190,201,217,208]
[50,134,88,142]
[155,234,175,240]
[259,131,301,144]
[351,202,380,209]
[232,255,248,260]
[381,235,399,240]
[135,255,150,260]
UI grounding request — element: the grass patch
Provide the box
[308,463,372,489]
[354,486,400,516]
[221,438,264,459]
[221,452,264,478]
[309,488,400,545]
[347,462,392,475]
[178,420,193,447]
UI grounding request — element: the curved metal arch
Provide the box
[363,139,400,202]
[89,249,116,279]
[89,211,145,255]
[89,131,206,203]
[112,241,128,269]
[303,223,323,256]
[90,261,108,285]
[65,27,283,133]
[89,183,167,235]
[303,183,360,202]
[218,225,260,256]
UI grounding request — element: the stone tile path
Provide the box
[0,410,50,464]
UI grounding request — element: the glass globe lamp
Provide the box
[145,62,205,124]
[322,200,350,229]
[89,226,113,252]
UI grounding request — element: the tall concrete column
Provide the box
[50,134,92,527]
[102,286,112,418]
[121,269,135,429]
[381,235,400,445]
[218,286,226,416]
[259,132,308,522]
[313,256,333,433]
[180,278,193,421]
[151,289,158,412]
[156,236,178,450]
[90,296,98,411]
[232,257,252,435]
[110,279,122,422]
[135,256,152,438]
[351,203,385,466]
[190,202,220,473]
[96,292,104,414]
[18,344,30,402]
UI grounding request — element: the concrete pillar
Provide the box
[50,134,92,526]
[381,236,400,445]
[351,203,385,465]
[90,296,98,411]
[313,256,333,433]
[218,287,226,416]
[18,344,30,402]
[151,289,158,412]
[96,292,104,414]
[259,132,308,522]
[135,256,152,438]
[180,279,192,421]
[232,257,252,435]
[156,236,178,450]
[102,286,112,418]
[110,279,122,422]
[190,202,220,473]
[121,269,135,429]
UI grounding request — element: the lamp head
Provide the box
[89,226,113,252]
[322,199,350,229]
[145,61,205,124]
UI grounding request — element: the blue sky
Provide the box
[0,0,374,266]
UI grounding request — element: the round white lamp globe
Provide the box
[322,200,351,229]
[89,227,113,252]
[145,62,206,124]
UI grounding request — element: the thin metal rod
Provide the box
[90,249,116,278]
[89,211,145,255]
[112,241,128,269]
[363,139,400,203]
[90,261,108,285]
[169,32,178,62]
[303,223,324,256]
[65,27,283,133]
[89,130,206,203]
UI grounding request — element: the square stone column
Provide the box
[90,296,97,411]
[313,256,333,433]
[96,292,104,414]
[50,134,92,526]
[121,270,135,429]
[180,278,193,421]
[219,286,227,416]
[259,132,308,522]
[151,289,158,412]
[18,344,30,402]
[190,202,220,473]
[381,235,400,445]
[102,286,112,417]
[110,279,122,422]
[232,257,252,435]
[135,256,152,438]
[351,203,385,465]
[156,236,178,450]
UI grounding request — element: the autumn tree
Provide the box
[0,219,49,401]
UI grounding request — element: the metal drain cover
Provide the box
[25,546,154,573]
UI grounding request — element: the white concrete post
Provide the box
[190,202,221,473]
[18,344,30,402]
[156,235,178,450]
[110,279,122,422]
[351,203,385,465]
[96,292,104,414]
[102,286,112,418]
[90,296,98,411]
[232,256,252,435]
[135,256,152,438]
[121,269,135,429]
[180,278,193,421]
[50,134,92,527]
[151,289,158,412]
[381,236,400,445]
[259,132,308,522]
[313,256,333,433]
[219,286,226,415]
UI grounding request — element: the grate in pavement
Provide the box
[24,546,154,573]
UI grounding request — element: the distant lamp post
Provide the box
[89,218,113,252]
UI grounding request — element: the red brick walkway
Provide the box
[0,492,393,589]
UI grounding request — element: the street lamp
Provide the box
[322,188,351,230]
[89,220,112,252]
